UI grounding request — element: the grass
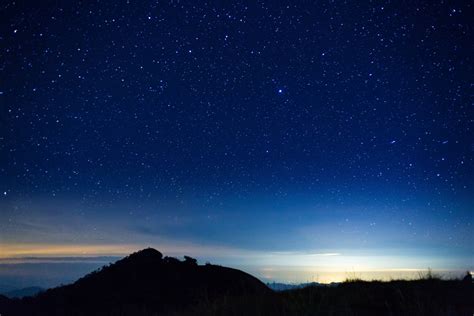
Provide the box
[280,270,472,316]
[181,272,473,316]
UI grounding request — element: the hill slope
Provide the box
[0,248,272,315]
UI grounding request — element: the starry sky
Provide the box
[1,1,473,285]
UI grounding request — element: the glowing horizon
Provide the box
[1,0,472,292]
[1,242,470,273]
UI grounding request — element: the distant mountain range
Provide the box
[266,281,340,291]
[1,286,44,298]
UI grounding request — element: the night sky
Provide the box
[1,1,473,285]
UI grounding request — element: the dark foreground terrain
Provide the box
[0,248,472,316]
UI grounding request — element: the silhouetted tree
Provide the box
[462,271,472,283]
[163,256,181,265]
[184,256,197,266]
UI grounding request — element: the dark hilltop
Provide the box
[0,248,472,316]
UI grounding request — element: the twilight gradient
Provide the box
[1,1,473,287]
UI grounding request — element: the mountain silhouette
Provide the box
[1,286,44,299]
[1,249,472,316]
[0,248,272,315]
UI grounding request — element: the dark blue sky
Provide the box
[1,1,473,283]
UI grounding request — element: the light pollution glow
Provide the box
[0,243,470,284]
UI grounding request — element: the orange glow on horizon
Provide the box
[0,244,466,284]
[0,243,141,258]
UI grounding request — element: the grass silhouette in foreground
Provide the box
[0,248,472,316]
[276,275,473,316]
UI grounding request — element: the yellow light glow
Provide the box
[0,243,140,258]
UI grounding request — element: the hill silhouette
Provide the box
[0,249,472,316]
[0,248,273,315]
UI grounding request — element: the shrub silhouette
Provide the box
[184,256,198,266]
[462,271,472,283]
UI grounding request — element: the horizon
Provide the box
[1,1,472,292]
[0,246,471,289]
